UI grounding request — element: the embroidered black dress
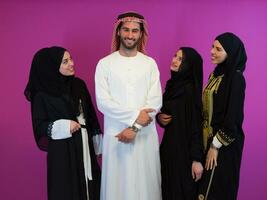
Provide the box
[198,32,247,200]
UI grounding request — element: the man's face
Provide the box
[118,21,142,50]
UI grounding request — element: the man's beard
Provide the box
[120,37,140,50]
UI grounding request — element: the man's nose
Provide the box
[127,31,134,39]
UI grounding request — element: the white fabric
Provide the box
[77,112,93,181]
[95,51,162,200]
[93,134,103,155]
[77,111,92,200]
[133,122,143,130]
[213,136,223,148]
[51,119,71,140]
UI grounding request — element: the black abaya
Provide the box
[32,78,101,200]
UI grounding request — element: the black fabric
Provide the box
[198,72,246,200]
[198,33,247,200]
[24,46,81,118]
[116,12,145,33]
[163,47,203,112]
[117,12,144,20]
[212,32,247,120]
[24,46,74,101]
[157,47,203,200]
[211,33,247,142]
[32,78,101,200]
[214,32,246,75]
[25,47,101,200]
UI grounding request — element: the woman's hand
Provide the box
[192,161,204,182]
[70,120,81,134]
[205,145,219,170]
[158,113,172,126]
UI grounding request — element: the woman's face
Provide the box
[59,51,75,76]
[171,50,183,72]
[211,40,227,65]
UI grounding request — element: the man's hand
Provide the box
[136,108,155,126]
[158,113,172,126]
[115,128,137,143]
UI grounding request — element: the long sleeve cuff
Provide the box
[215,129,235,146]
[212,136,223,149]
[93,134,103,155]
[51,119,72,140]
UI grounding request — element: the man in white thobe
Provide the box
[95,12,162,200]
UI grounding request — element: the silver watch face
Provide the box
[132,126,139,132]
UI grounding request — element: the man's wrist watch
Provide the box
[129,125,140,133]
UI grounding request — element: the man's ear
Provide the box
[139,31,143,39]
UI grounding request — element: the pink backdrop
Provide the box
[0,0,266,199]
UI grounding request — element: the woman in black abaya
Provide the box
[157,47,204,200]
[24,46,102,200]
[198,32,247,200]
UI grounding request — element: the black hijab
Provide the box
[214,32,247,77]
[163,47,203,111]
[212,32,247,114]
[24,46,74,102]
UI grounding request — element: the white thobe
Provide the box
[95,51,162,200]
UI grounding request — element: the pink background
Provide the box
[1,0,266,199]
